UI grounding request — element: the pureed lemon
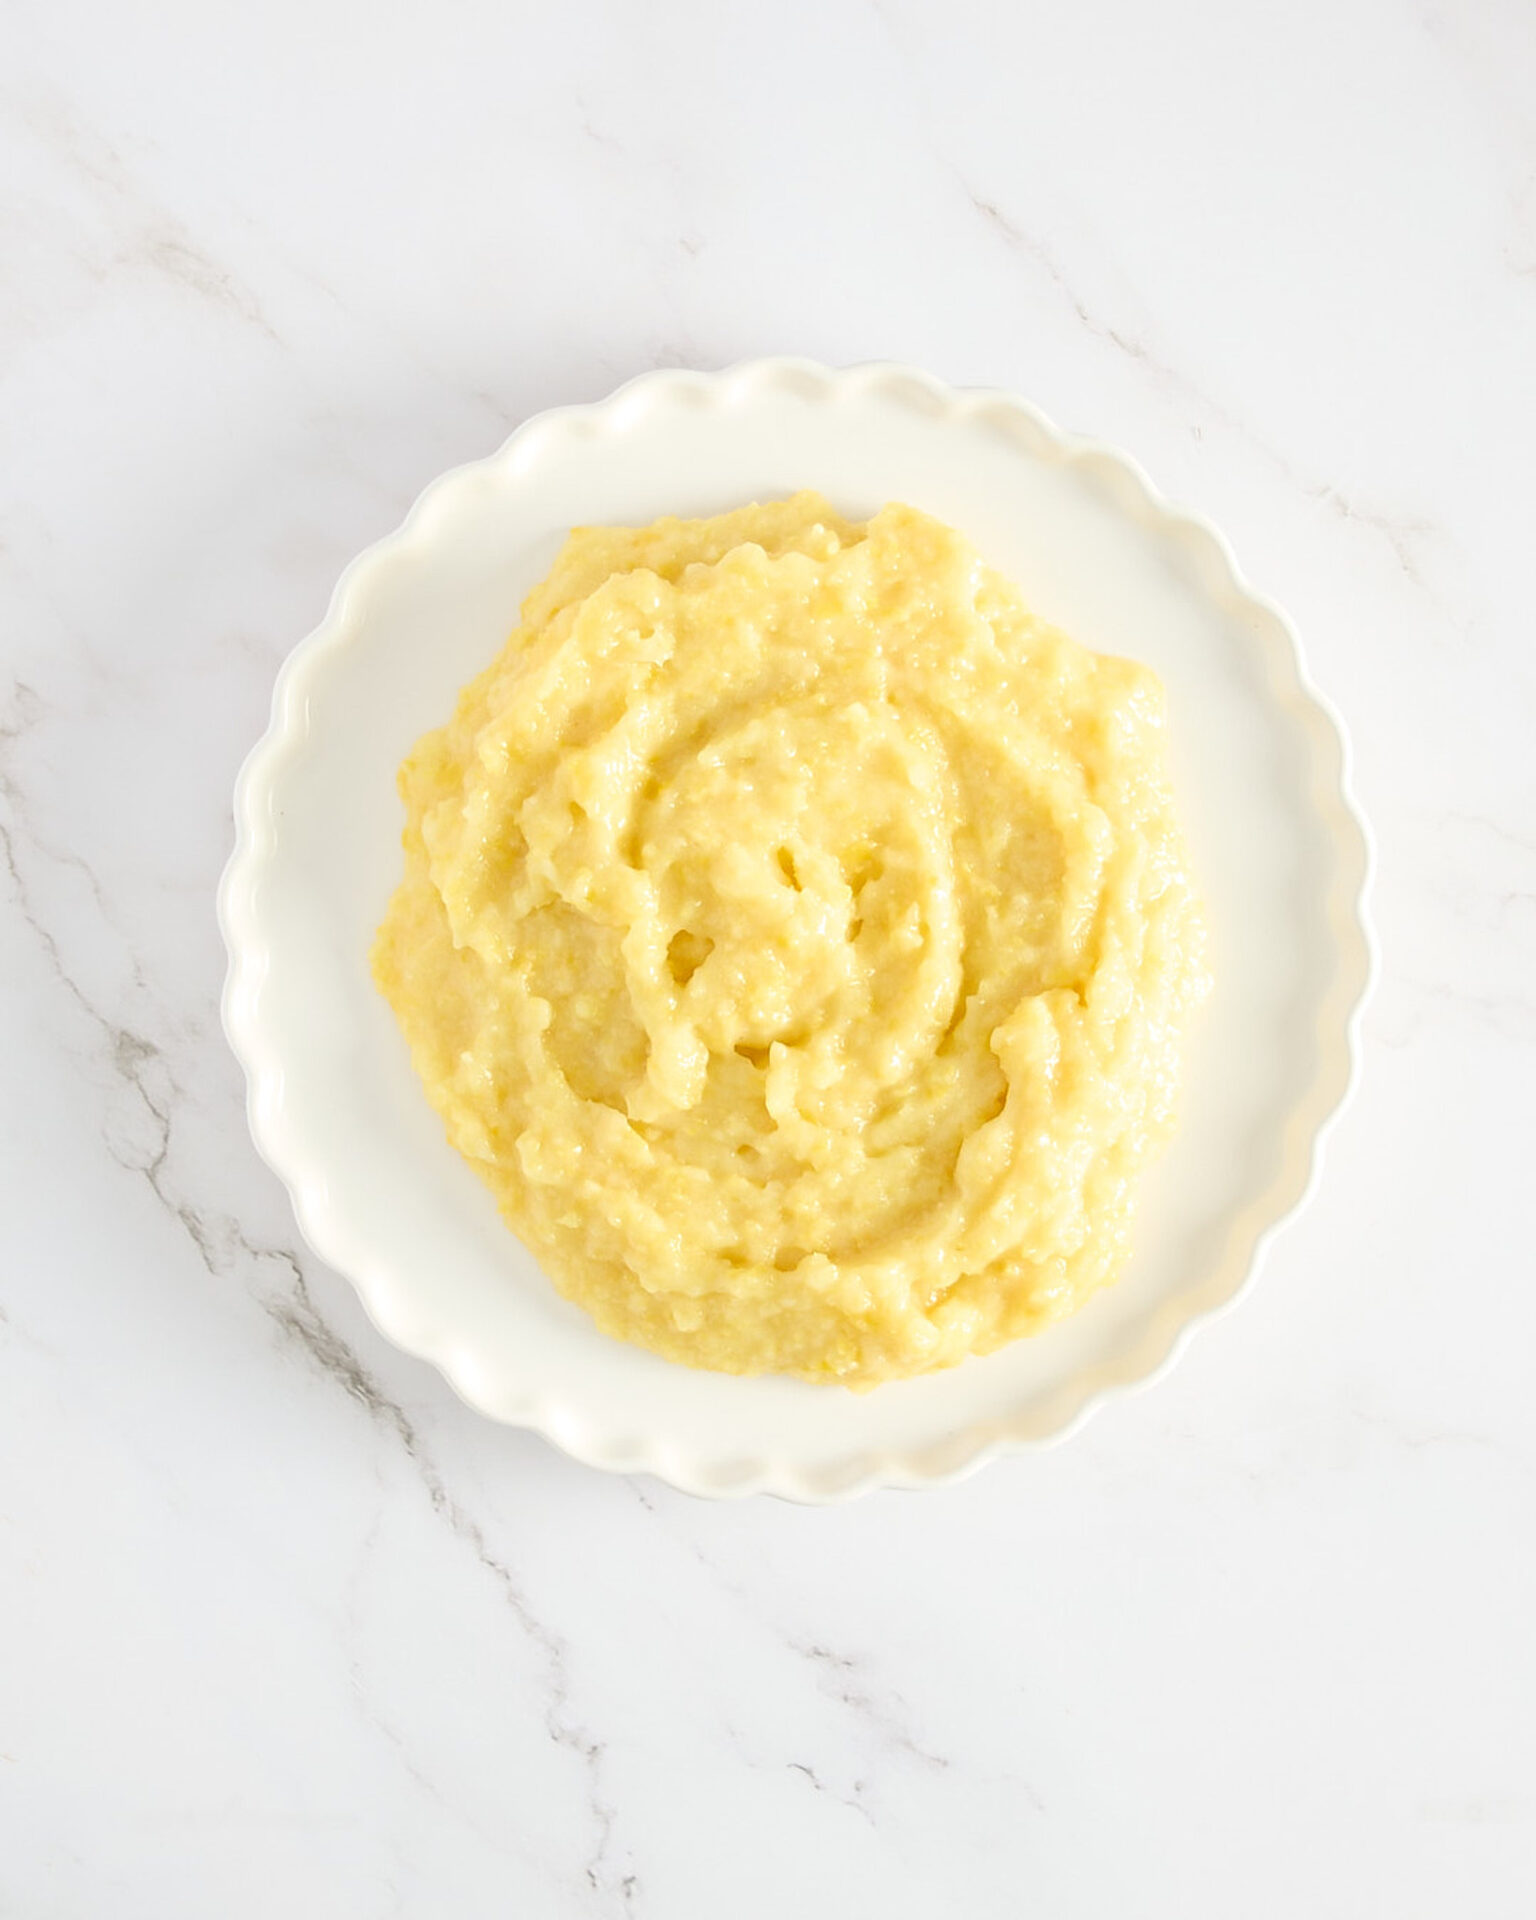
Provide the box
[373,494,1209,1385]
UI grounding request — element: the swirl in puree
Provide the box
[373,494,1209,1385]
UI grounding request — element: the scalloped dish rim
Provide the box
[218,358,1376,1502]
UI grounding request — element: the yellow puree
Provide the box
[373,494,1209,1386]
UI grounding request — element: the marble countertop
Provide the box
[3,2,1533,1913]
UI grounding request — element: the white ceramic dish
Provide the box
[220,359,1373,1502]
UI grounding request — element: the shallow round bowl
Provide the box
[219,359,1374,1501]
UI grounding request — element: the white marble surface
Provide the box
[2,0,1533,1911]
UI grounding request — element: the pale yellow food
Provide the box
[373,494,1209,1386]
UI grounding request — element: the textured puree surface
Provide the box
[372,494,1209,1384]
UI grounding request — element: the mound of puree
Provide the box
[373,494,1209,1386]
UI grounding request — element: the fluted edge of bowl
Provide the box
[218,357,1377,1503]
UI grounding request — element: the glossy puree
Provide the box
[373,494,1209,1385]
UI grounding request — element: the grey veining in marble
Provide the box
[1,1,1533,1914]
